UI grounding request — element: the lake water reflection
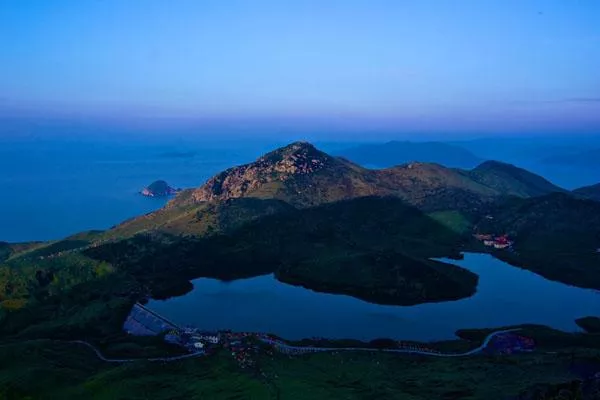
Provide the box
[147,253,600,341]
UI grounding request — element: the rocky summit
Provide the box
[180,141,501,210]
[190,141,334,203]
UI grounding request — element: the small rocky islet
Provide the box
[141,180,181,197]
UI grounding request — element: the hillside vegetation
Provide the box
[475,193,600,289]
[465,160,567,198]
[573,183,600,202]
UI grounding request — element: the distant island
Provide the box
[141,180,181,197]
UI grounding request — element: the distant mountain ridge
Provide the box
[336,140,482,169]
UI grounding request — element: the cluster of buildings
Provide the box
[226,336,261,369]
[474,233,514,249]
[164,327,221,353]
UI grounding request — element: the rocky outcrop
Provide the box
[142,180,180,197]
[190,142,335,203]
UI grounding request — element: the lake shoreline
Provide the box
[147,253,600,342]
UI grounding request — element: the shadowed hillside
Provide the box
[465,160,567,198]
[475,193,600,289]
[85,196,475,305]
[573,183,600,202]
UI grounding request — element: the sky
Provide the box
[1,0,600,136]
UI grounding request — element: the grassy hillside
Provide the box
[466,160,567,198]
[428,211,473,235]
[187,142,499,211]
[106,198,295,239]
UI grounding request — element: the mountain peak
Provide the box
[256,140,332,174]
[259,141,327,164]
[189,141,337,203]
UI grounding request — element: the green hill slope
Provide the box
[466,160,567,198]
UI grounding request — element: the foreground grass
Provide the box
[0,337,597,400]
[262,350,594,400]
[0,341,269,400]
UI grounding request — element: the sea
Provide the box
[0,136,274,243]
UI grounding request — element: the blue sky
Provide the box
[1,0,599,134]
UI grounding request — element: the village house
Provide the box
[192,333,220,344]
[475,233,513,249]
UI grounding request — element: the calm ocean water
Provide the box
[0,138,267,243]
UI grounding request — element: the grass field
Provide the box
[0,337,598,400]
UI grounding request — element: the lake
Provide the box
[147,253,600,341]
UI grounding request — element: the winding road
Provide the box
[2,328,522,364]
[258,328,523,358]
[66,340,206,363]
[0,339,204,364]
